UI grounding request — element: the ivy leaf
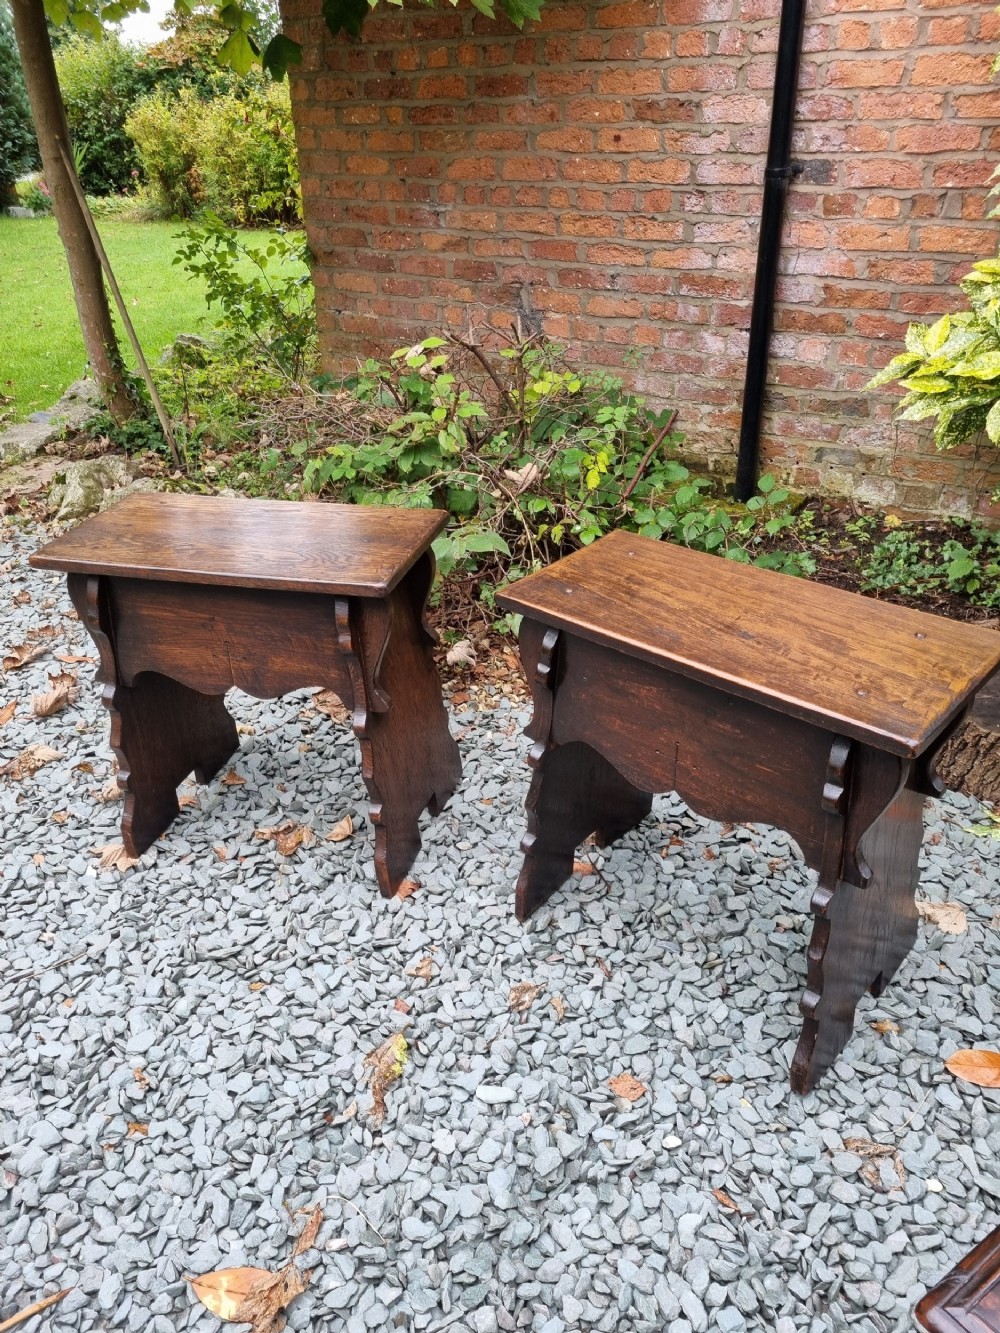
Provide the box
[322,0,369,38]
[262,33,302,80]
[217,26,260,75]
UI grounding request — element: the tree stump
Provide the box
[935,673,1000,803]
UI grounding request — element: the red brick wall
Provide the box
[280,0,1000,515]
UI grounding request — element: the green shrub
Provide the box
[0,4,38,203]
[867,257,1000,455]
[858,520,1000,608]
[279,337,813,609]
[15,173,52,214]
[126,81,300,224]
[173,214,314,378]
[53,34,153,196]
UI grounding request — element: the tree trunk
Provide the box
[10,0,136,424]
[935,672,1000,803]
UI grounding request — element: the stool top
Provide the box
[499,530,1000,757]
[30,493,447,597]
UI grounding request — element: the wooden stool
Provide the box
[31,494,461,897]
[497,530,1000,1093]
[916,1226,1000,1331]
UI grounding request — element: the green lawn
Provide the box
[1,217,228,422]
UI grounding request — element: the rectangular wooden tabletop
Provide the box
[29,494,448,597]
[499,530,1000,756]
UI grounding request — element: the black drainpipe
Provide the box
[733,0,807,501]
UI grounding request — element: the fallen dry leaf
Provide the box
[364,1032,408,1124]
[550,994,567,1022]
[32,853,44,867]
[92,843,140,872]
[712,1187,743,1214]
[11,590,30,606]
[55,652,95,664]
[51,810,68,825]
[188,1268,273,1322]
[872,1019,900,1036]
[127,1122,148,1136]
[31,679,78,717]
[572,858,596,876]
[0,700,15,726]
[609,1072,647,1103]
[214,846,228,862]
[134,1067,150,1090]
[292,1206,323,1258]
[945,1048,1000,1088]
[395,877,420,900]
[323,1101,357,1128]
[393,997,411,1014]
[178,793,199,809]
[509,982,541,1013]
[94,777,122,803]
[73,760,94,774]
[313,688,349,722]
[2,641,48,672]
[917,899,968,935]
[406,956,435,980]
[249,981,267,992]
[325,814,354,843]
[220,769,246,787]
[255,822,314,856]
[235,1264,309,1333]
[0,744,62,779]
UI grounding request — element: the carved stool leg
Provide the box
[112,672,239,856]
[792,774,923,1093]
[516,740,653,922]
[339,556,462,898]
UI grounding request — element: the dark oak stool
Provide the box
[31,494,461,897]
[916,1225,1000,1331]
[497,531,1000,1093]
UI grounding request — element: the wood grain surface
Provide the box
[498,530,1000,757]
[916,1224,1000,1332]
[30,493,448,596]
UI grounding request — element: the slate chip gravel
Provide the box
[1,520,999,1333]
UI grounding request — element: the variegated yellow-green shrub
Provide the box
[867,257,1000,453]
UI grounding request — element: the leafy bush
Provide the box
[14,173,52,214]
[53,34,153,195]
[126,81,300,224]
[858,519,1000,608]
[867,258,1000,454]
[0,4,38,203]
[173,215,314,379]
[263,337,813,611]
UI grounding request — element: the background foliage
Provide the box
[0,1,38,203]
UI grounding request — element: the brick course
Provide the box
[281,0,1000,515]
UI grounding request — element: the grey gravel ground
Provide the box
[2,515,1000,1333]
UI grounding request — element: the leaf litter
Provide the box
[508,982,541,1013]
[917,899,968,935]
[945,1048,1000,1088]
[363,1033,408,1124]
[0,744,62,779]
[188,1206,323,1332]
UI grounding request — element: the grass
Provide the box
[0,216,292,423]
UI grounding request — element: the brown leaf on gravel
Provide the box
[220,769,246,786]
[314,689,349,723]
[236,1264,310,1333]
[364,1033,408,1125]
[712,1187,743,1214]
[945,1048,1000,1088]
[393,998,411,1014]
[55,653,95,664]
[178,792,199,809]
[609,1072,647,1103]
[92,843,140,871]
[871,1019,900,1035]
[255,822,314,856]
[1,744,62,779]
[188,1267,273,1323]
[406,956,435,980]
[291,1206,323,1258]
[550,994,567,1022]
[917,899,968,936]
[73,760,94,774]
[325,814,354,843]
[0,700,16,726]
[31,679,78,717]
[11,589,30,605]
[843,1137,895,1159]
[572,858,596,876]
[2,640,49,672]
[127,1122,148,1136]
[52,810,69,824]
[395,877,420,900]
[508,982,541,1013]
